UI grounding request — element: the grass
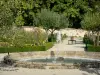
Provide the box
[87,44,100,52]
[0,42,54,53]
[45,42,54,50]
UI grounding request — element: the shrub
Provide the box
[0,42,9,47]
[48,34,56,42]
[32,27,47,46]
[0,42,54,53]
[83,35,94,45]
[0,27,48,47]
[0,26,15,46]
[12,28,38,47]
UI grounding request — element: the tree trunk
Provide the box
[51,29,55,42]
[96,31,100,46]
[8,52,9,55]
[92,32,96,46]
[45,29,49,42]
[48,29,55,42]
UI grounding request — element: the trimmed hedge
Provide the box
[87,44,100,52]
[0,42,54,53]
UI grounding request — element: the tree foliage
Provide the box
[0,0,100,28]
[51,0,91,28]
[81,12,100,31]
[0,0,14,27]
[81,12,100,46]
[37,9,69,31]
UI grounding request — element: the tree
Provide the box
[0,0,14,27]
[36,9,69,41]
[1,0,100,29]
[13,0,35,26]
[81,12,100,46]
[37,9,69,33]
[87,0,100,12]
[51,0,91,28]
[12,0,53,26]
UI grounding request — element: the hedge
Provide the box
[87,44,100,52]
[0,42,54,53]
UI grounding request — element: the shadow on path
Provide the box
[80,68,100,75]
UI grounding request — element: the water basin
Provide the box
[24,57,100,63]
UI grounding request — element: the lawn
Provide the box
[87,44,100,52]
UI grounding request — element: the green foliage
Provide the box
[45,42,54,50]
[15,11,25,26]
[0,46,45,53]
[0,0,14,27]
[36,9,69,42]
[0,42,54,53]
[37,9,60,30]
[87,44,100,52]
[59,15,69,29]
[37,9,69,30]
[83,35,94,45]
[1,0,100,29]
[32,27,48,46]
[81,12,100,31]
[0,26,14,43]
[52,0,91,28]
[87,0,100,12]
[0,42,10,47]
[0,27,47,47]
[48,34,56,42]
[81,11,100,46]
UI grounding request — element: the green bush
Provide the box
[83,35,94,45]
[0,46,45,53]
[0,42,10,47]
[48,34,56,42]
[0,42,54,53]
[0,27,48,47]
[87,44,100,52]
[0,27,54,53]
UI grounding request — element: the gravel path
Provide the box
[0,68,99,75]
[48,37,85,51]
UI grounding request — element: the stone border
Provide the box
[8,51,100,60]
[13,61,100,69]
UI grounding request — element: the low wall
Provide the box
[7,51,100,60]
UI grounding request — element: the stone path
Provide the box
[0,68,99,75]
[48,37,85,51]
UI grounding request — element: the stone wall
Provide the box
[8,51,100,60]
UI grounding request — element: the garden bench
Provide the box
[68,40,76,44]
[68,36,76,44]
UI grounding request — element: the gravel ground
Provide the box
[0,67,100,75]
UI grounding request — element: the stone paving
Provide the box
[48,37,85,51]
